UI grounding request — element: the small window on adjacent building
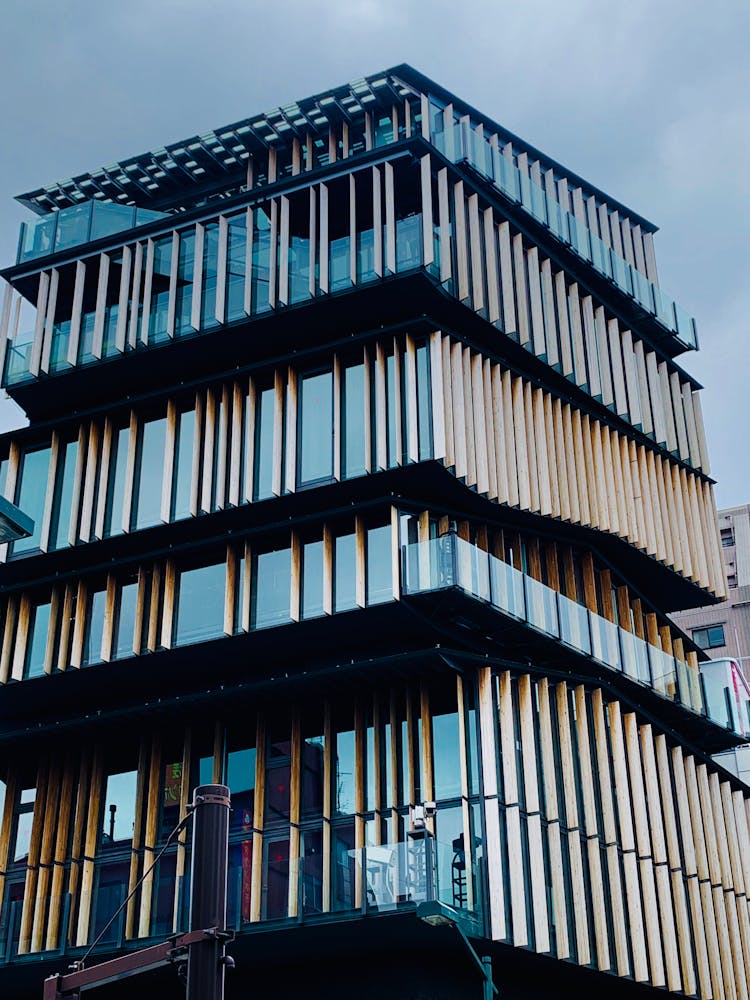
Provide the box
[692,624,726,650]
[721,529,735,548]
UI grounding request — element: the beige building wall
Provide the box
[672,503,750,679]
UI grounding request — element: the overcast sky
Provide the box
[1,0,747,507]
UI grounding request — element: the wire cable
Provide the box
[76,805,196,970]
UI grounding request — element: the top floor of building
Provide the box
[0,67,698,406]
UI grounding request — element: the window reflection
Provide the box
[301,539,325,619]
[100,770,137,846]
[113,579,138,659]
[104,425,130,538]
[343,363,366,479]
[171,408,195,521]
[333,531,357,613]
[298,371,333,486]
[13,788,36,863]
[24,601,51,679]
[13,446,51,554]
[253,386,275,501]
[174,562,226,646]
[82,588,107,667]
[132,417,166,530]
[252,549,291,629]
[50,438,79,551]
[366,524,392,605]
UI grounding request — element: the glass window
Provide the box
[161,761,184,839]
[175,230,196,336]
[692,624,726,650]
[175,562,226,646]
[334,531,357,613]
[264,736,291,827]
[253,386,276,501]
[250,208,272,315]
[432,710,462,801]
[24,601,51,679]
[226,213,248,323]
[298,370,333,486]
[171,407,195,521]
[13,446,51,554]
[227,746,256,833]
[49,438,79,551]
[252,548,291,629]
[416,343,432,461]
[114,579,138,659]
[342,363,366,479]
[386,351,400,468]
[301,730,325,820]
[104,425,130,538]
[366,524,392,605]
[132,417,166,531]
[13,788,36,863]
[148,236,172,344]
[334,723,356,816]
[201,223,220,330]
[301,539,325,620]
[100,770,138,845]
[82,588,107,666]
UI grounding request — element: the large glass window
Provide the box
[298,370,333,486]
[13,446,51,554]
[342,362,366,479]
[366,524,392,605]
[82,588,107,666]
[13,788,36,863]
[131,417,166,531]
[227,745,256,833]
[174,562,226,646]
[175,230,196,336]
[432,708,462,801]
[333,720,356,816]
[113,578,139,659]
[148,237,172,344]
[100,770,138,846]
[104,425,130,538]
[251,548,291,629]
[301,538,325,620]
[226,213,248,323]
[201,223,220,330]
[250,208,272,315]
[416,343,432,461]
[171,408,196,521]
[49,438,79,551]
[334,530,357,613]
[253,386,276,501]
[24,601,51,679]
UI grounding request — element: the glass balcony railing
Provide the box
[0,829,482,968]
[401,535,750,739]
[430,122,698,351]
[17,200,168,265]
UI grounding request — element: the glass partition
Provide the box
[524,575,559,637]
[589,613,621,669]
[18,201,167,265]
[558,592,591,654]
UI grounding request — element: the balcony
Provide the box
[431,122,698,352]
[402,535,750,742]
[16,201,167,266]
[0,833,481,968]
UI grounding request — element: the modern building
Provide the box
[673,503,750,677]
[0,65,748,999]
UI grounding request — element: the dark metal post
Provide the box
[187,784,230,1000]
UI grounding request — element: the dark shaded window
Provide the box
[692,624,726,650]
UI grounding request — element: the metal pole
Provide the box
[186,784,230,1000]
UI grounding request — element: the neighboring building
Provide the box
[673,503,750,677]
[0,65,748,1000]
